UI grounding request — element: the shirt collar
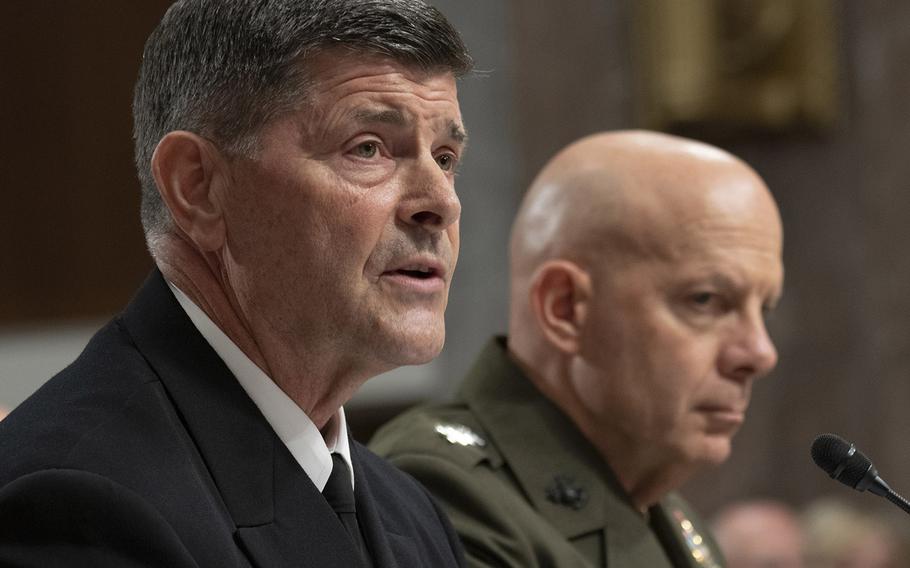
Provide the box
[167,281,354,491]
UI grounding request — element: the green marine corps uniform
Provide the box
[370,337,725,568]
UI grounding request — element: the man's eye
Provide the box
[691,292,714,305]
[689,292,723,313]
[353,141,379,159]
[436,153,457,172]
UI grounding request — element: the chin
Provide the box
[377,316,446,367]
[409,327,446,363]
[394,339,444,366]
[695,435,734,466]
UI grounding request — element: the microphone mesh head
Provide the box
[810,433,850,473]
[810,433,872,489]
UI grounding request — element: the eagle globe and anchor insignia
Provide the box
[545,475,589,510]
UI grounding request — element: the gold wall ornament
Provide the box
[633,0,839,135]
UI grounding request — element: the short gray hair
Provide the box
[133,0,472,242]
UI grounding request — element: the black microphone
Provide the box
[810,433,910,515]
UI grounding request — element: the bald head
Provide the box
[512,130,777,278]
[509,130,782,345]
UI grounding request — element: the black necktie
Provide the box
[323,453,371,565]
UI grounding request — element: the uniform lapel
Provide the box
[123,271,361,568]
[234,445,364,568]
[351,440,436,568]
[458,337,674,566]
[457,338,608,540]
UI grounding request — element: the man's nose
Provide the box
[719,312,779,383]
[398,155,461,232]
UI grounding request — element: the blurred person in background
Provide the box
[372,130,785,567]
[712,499,805,568]
[803,497,910,568]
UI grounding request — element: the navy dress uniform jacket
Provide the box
[0,270,465,568]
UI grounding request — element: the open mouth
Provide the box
[395,267,437,280]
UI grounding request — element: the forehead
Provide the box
[603,171,784,295]
[670,176,781,263]
[298,51,463,130]
[669,212,784,287]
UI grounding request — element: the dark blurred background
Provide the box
[2,0,909,519]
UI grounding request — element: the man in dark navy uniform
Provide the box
[0,1,472,566]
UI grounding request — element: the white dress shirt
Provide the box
[167,282,354,491]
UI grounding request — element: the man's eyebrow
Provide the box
[350,109,467,147]
[449,121,468,145]
[352,108,407,126]
[697,271,783,305]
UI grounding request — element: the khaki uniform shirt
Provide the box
[371,337,725,568]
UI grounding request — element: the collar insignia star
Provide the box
[434,423,486,447]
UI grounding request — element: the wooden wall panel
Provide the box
[0,2,172,323]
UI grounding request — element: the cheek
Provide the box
[330,153,397,187]
[636,310,718,394]
[668,334,722,393]
[293,181,393,271]
[576,320,643,414]
[610,330,703,427]
[571,351,644,422]
[642,345,709,421]
[448,222,460,256]
[567,360,612,418]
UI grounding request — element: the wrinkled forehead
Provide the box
[294,49,462,115]
[249,50,464,151]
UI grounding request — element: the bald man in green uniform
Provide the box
[371,130,785,567]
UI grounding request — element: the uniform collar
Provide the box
[458,338,724,566]
[457,337,655,543]
[167,281,353,492]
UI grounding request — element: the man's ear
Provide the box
[528,260,592,355]
[151,131,227,251]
